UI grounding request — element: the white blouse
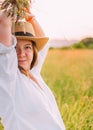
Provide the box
[0,36,65,130]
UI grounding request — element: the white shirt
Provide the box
[0,36,65,130]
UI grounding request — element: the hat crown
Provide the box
[12,21,49,51]
[12,22,35,36]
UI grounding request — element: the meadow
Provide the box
[41,49,93,130]
[0,49,93,130]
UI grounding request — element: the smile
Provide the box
[18,60,27,63]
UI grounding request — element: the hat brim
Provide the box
[16,36,49,51]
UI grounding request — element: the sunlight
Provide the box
[32,0,93,39]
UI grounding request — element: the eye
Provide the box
[24,45,33,50]
[15,46,18,50]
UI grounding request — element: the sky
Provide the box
[31,0,93,40]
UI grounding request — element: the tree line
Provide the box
[62,37,93,49]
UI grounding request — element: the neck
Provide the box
[18,66,30,78]
[18,66,42,90]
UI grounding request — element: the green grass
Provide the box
[41,49,93,130]
[0,49,93,130]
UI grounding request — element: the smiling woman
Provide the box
[0,5,65,130]
[16,40,34,71]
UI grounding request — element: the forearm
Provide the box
[0,10,12,47]
[0,27,12,47]
[26,15,45,37]
[0,36,17,83]
[31,18,45,37]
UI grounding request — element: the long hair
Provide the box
[30,40,38,69]
[18,40,38,76]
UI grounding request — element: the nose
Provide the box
[17,49,25,57]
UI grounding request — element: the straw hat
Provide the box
[12,21,49,51]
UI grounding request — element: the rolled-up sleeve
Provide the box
[0,35,18,94]
[0,35,17,54]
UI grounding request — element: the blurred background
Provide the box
[31,0,93,48]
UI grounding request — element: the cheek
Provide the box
[26,52,34,62]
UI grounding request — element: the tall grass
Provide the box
[41,49,93,130]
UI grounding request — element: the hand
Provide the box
[0,0,3,7]
[0,9,11,26]
[24,6,35,22]
[25,13,35,22]
[0,9,12,46]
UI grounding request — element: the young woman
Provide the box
[0,10,65,130]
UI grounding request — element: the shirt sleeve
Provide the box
[0,35,17,95]
[31,42,50,75]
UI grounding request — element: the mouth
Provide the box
[18,60,27,63]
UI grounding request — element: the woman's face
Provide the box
[16,39,34,71]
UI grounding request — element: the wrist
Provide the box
[26,15,35,22]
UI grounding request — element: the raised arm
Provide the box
[26,13,45,37]
[0,10,17,95]
[26,12,50,74]
[0,10,12,46]
[31,18,45,37]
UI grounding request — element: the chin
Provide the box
[19,65,28,71]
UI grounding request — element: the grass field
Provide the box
[41,49,93,130]
[0,49,93,130]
